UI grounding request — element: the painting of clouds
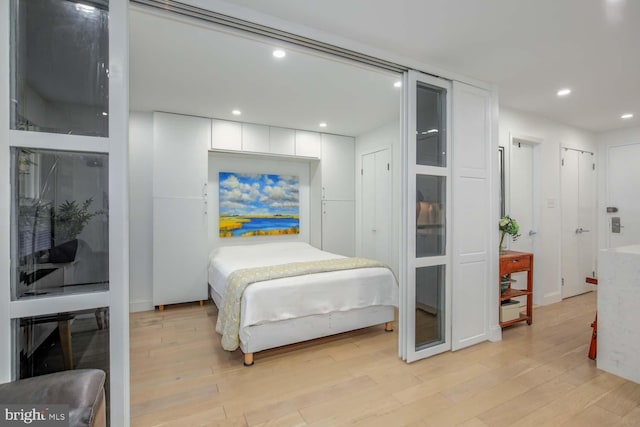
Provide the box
[219,172,300,237]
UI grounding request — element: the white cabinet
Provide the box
[322,200,355,256]
[242,123,269,153]
[295,130,322,158]
[211,119,241,150]
[153,112,209,307]
[320,134,355,255]
[269,126,295,155]
[321,134,355,200]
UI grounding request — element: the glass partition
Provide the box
[14,308,110,422]
[10,0,109,136]
[416,174,446,257]
[11,148,109,299]
[416,82,446,167]
[415,265,445,350]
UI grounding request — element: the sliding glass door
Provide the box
[401,70,452,362]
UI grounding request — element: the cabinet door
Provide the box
[242,123,269,153]
[153,197,208,306]
[153,112,210,199]
[321,134,355,201]
[322,200,355,256]
[211,119,241,150]
[295,130,321,157]
[269,126,295,155]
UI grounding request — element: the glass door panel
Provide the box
[10,0,109,136]
[416,175,446,257]
[402,70,451,363]
[416,82,447,167]
[11,148,109,300]
[415,264,445,350]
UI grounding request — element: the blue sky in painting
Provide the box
[219,172,299,217]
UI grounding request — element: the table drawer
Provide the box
[500,256,531,274]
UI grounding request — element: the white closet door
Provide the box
[361,148,392,266]
[152,112,210,306]
[451,81,492,351]
[154,112,210,198]
[561,149,596,298]
[153,198,208,305]
[322,200,355,256]
[321,134,355,201]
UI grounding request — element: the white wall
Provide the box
[499,108,597,306]
[129,112,154,312]
[596,126,640,254]
[355,119,400,275]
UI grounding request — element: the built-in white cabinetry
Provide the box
[269,127,295,155]
[320,134,355,256]
[322,200,355,256]
[242,123,269,153]
[321,134,355,200]
[295,130,322,158]
[153,112,209,308]
[211,119,241,150]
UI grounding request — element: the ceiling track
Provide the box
[130,0,409,74]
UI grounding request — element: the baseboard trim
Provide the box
[129,300,154,313]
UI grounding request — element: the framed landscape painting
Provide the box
[218,172,300,237]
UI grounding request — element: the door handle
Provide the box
[575,228,582,234]
[528,230,537,236]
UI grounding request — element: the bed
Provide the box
[208,242,398,365]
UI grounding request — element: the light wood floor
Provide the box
[130,292,640,426]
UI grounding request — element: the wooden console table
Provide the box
[499,250,533,328]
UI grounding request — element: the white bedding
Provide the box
[208,242,398,330]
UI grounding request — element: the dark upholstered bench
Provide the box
[0,369,106,427]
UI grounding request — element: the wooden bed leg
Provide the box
[199,300,204,307]
[385,322,394,332]
[243,353,254,367]
[158,305,164,312]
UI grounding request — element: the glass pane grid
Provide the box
[11,148,109,300]
[11,0,110,137]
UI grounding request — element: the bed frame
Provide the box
[209,285,395,366]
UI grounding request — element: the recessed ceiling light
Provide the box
[319,122,327,128]
[231,110,241,116]
[272,49,286,59]
[621,113,634,119]
[101,112,108,116]
[394,81,402,88]
[557,88,571,97]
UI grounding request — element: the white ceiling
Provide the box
[130,0,640,135]
[129,9,402,137]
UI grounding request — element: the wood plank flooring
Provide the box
[130,292,640,426]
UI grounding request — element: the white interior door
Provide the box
[607,144,640,248]
[561,149,596,298]
[361,148,392,266]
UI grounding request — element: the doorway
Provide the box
[508,136,539,296]
[561,148,596,298]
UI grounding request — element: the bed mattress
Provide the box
[208,242,398,329]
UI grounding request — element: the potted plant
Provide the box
[499,215,521,253]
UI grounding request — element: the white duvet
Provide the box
[208,242,398,329]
